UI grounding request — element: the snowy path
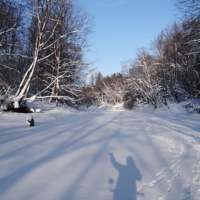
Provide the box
[0,104,200,200]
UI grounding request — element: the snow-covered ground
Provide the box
[0,101,200,200]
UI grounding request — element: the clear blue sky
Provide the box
[78,0,177,77]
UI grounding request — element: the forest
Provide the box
[0,0,200,112]
[83,0,200,112]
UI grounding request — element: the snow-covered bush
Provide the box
[184,99,200,113]
[123,91,144,110]
[0,86,14,111]
[0,89,32,113]
[81,73,125,107]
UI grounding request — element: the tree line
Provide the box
[82,0,200,111]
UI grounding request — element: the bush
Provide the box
[184,99,200,113]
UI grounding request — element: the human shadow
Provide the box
[108,153,142,200]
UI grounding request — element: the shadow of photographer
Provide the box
[108,152,142,200]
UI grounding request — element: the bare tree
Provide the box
[7,0,92,108]
[176,0,200,20]
[30,0,92,105]
[123,49,162,109]
[151,22,188,102]
[0,0,24,90]
[176,1,200,97]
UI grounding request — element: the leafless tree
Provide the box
[0,0,24,91]
[7,0,92,108]
[176,0,200,20]
[123,49,163,109]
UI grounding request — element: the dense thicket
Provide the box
[80,72,125,107]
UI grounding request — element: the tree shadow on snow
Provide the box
[108,153,142,200]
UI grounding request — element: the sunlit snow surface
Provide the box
[0,101,200,200]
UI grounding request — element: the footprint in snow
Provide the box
[192,174,200,186]
[192,164,200,174]
[137,183,147,192]
[195,189,200,200]
[180,183,190,200]
[149,180,156,188]
[148,168,168,188]
[148,174,166,188]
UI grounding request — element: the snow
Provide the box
[0,101,200,200]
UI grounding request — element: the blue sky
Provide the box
[78,0,177,76]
